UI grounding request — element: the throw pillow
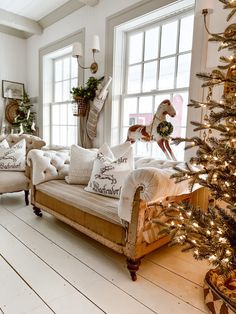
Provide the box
[0,139,9,148]
[0,139,26,171]
[85,145,134,199]
[65,142,133,185]
[65,143,114,185]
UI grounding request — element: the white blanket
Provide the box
[118,158,196,223]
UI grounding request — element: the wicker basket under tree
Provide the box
[71,76,104,117]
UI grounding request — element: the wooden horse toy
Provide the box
[126,99,177,160]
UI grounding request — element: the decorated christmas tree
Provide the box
[156,0,236,276]
[13,91,36,134]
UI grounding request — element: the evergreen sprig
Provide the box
[155,0,236,275]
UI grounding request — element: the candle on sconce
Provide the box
[72,42,83,57]
[92,35,100,52]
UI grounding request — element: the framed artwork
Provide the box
[2,80,24,100]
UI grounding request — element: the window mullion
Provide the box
[174,18,181,90]
[140,31,145,93]
[156,26,162,91]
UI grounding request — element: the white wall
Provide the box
[26,0,140,96]
[26,0,141,145]
[0,33,27,131]
[25,0,229,148]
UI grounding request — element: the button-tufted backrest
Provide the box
[0,134,46,154]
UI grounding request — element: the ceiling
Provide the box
[0,0,72,20]
[0,0,99,38]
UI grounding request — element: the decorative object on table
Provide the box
[126,99,176,160]
[71,76,104,117]
[2,80,24,100]
[72,35,100,74]
[12,91,37,134]
[86,76,112,140]
[153,0,236,310]
[5,99,19,124]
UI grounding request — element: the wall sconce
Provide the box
[72,35,100,74]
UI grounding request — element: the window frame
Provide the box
[118,10,194,159]
[48,53,78,146]
[39,29,85,146]
[105,0,208,161]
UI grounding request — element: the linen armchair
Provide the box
[0,134,46,205]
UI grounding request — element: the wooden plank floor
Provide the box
[0,192,211,314]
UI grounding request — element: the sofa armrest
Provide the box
[118,167,191,223]
[27,149,70,185]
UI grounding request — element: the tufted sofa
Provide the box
[0,134,46,204]
[27,149,203,280]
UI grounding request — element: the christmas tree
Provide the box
[13,91,36,134]
[156,0,236,275]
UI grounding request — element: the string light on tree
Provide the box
[154,0,236,276]
[13,91,37,135]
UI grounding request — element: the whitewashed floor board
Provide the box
[0,192,210,314]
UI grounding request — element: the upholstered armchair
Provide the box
[0,134,46,205]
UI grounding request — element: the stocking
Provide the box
[86,76,112,140]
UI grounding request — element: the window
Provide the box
[111,3,195,160]
[50,54,78,146]
[40,30,84,147]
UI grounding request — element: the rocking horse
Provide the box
[126,99,177,160]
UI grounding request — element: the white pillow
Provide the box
[65,142,132,185]
[85,145,134,199]
[0,139,9,148]
[0,139,26,171]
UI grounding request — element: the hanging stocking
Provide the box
[86,76,112,140]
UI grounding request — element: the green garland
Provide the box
[156,121,173,137]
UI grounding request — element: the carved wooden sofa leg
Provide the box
[33,206,43,217]
[24,190,29,206]
[127,258,141,281]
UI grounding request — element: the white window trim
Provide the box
[105,0,209,161]
[39,29,85,142]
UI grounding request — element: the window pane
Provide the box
[55,60,62,81]
[176,53,191,88]
[60,104,67,125]
[159,57,175,90]
[122,127,129,142]
[171,140,185,161]
[63,80,70,101]
[52,126,60,144]
[71,57,78,78]
[143,61,157,92]
[155,94,171,111]
[123,97,137,126]
[160,21,178,57]
[179,15,194,52]
[52,104,60,125]
[152,142,168,159]
[55,82,62,102]
[60,126,67,145]
[68,109,77,125]
[139,96,152,114]
[144,27,159,61]
[172,92,188,128]
[128,32,143,64]
[63,57,70,80]
[71,78,78,98]
[68,126,77,145]
[127,65,142,94]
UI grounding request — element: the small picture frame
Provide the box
[2,80,24,100]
